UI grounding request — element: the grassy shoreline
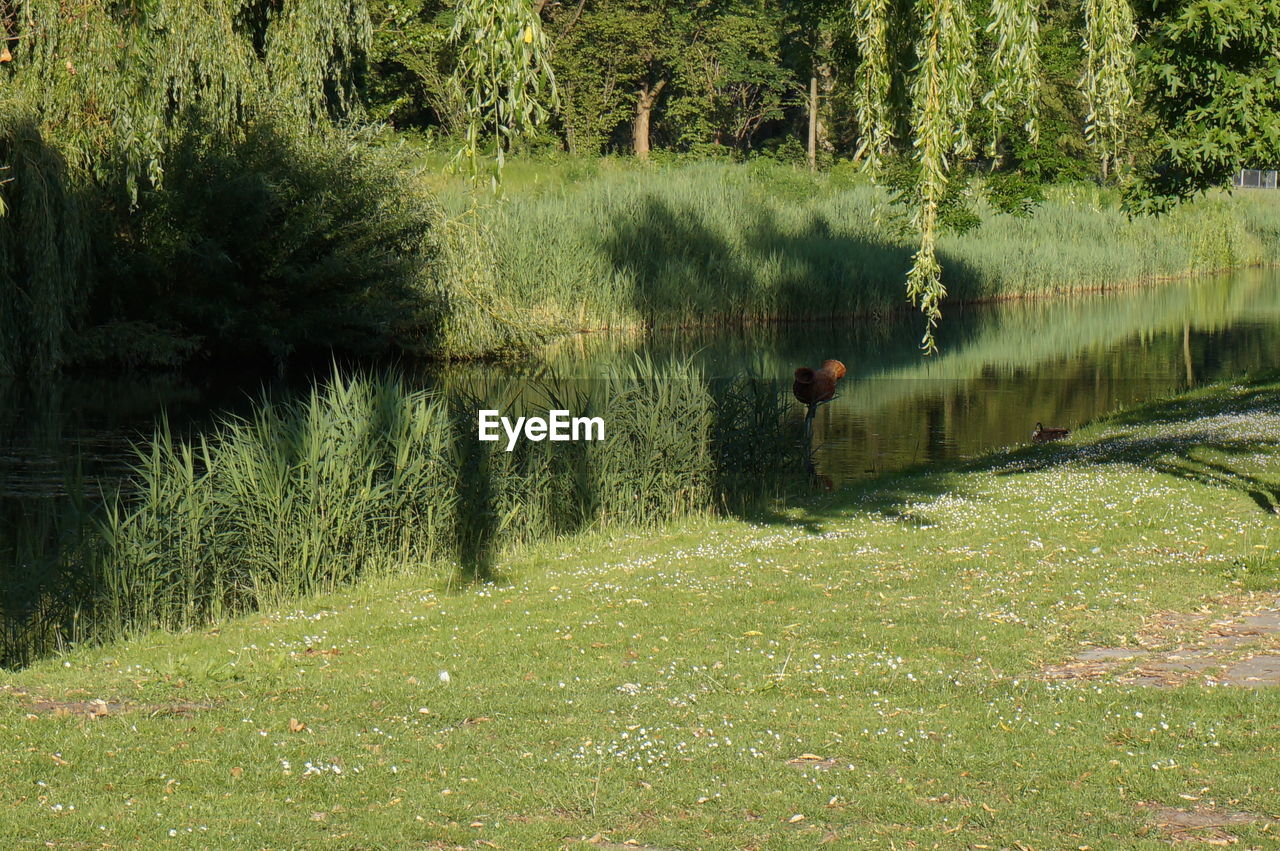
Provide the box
[2,375,1278,846]
[419,159,1280,358]
[560,258,1280,339]
[0,364,798,668]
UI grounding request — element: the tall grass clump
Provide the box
[419,160,1280,357]
[98,376,458,634]
[0,363,799,666]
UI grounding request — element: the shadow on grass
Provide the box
[601,196,991,324]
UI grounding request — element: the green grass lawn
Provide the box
[3,377,1280,848]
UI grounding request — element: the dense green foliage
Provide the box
[0,0,435,374]
[1129,0,1280,210]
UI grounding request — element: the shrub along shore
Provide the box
[421,159,1280,359]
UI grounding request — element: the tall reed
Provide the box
[0,362,799,666]
[419,162,1280,358]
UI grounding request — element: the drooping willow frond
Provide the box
[1081,0,1136,174]
[851,0,893,169]
[0,0,374,373]
[906,0,976,353]
[449,0,558,188]
[265,0,372,121]
[0,0,370,199]
[985,0,1041,154]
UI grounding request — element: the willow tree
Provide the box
[0,0,372,373]
[847,0,1140,352]
[449,0,557,187]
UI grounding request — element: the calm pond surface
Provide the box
[531,266,1280,484]
[2,267,1279,500]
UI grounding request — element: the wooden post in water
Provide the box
[793,360,846,480]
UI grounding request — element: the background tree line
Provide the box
[1,0,1277,374]
[368,0,1104,182]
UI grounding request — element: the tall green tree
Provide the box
[664,0,794,155]
[546,2,656,155]
[0,0,436,373]
[1128,0,1280,211]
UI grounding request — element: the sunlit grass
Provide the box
[1,376,1277,847]
[415,157,1280,358]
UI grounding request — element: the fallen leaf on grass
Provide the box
[788,814,806,823]
[288,718,306,733]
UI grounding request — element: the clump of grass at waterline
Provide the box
[0,362,798,667]
[422,160,1280,357]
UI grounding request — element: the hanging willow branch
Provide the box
[847,0,1139,353]
[449,0,558,188]
[985,0,1041,154]
[1081,0,1136,176]
[851,0,893,169]
[904,0,975,353]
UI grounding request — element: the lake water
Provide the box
[2,267,1279,499]
[531,267,1280,484]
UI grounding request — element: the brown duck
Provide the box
[1032,422,1070,442]
[793,359,846,405]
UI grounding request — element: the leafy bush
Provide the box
[100,124,440,367]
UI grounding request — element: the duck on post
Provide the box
[793,359,846,406]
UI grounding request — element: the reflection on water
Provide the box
[2,268,1279,497]
[527,267,1280,483]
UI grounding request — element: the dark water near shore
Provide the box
[2,267,1279,501]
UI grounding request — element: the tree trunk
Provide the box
[807,76,818,171]
[816,30,835,156]
[634,79,665,160]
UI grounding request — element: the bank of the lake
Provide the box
[0,362,799,668]
[6,268,1280,668]
[422,159,1280,359]
[2,374,1278,847]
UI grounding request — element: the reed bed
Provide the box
[0,362,798,667]
[423,162,1280,358]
